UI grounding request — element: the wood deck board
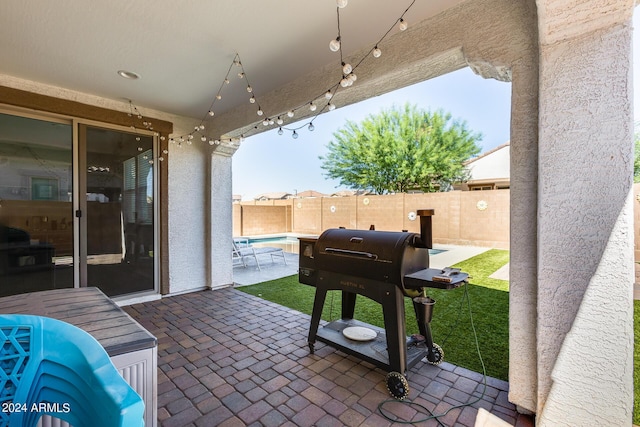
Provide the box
[0,287,156,356]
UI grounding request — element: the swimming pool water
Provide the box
[247,236,447,255]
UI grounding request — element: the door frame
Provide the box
[76,120,159,295]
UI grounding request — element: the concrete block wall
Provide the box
[234,191,511,249]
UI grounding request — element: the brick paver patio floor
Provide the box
[124,288,534,427]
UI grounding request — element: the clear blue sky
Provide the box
[233,12,640,200]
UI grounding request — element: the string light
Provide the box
[329,37,341,52]
[165,1,416,146]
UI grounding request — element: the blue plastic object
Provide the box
[0,314,144,427]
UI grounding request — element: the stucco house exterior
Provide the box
[460,141,511,191]
[0,0,635,425]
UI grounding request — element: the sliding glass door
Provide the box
[0,111,157,298]
[80,125,156,296]
[0,112,74,296]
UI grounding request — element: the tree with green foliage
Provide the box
[320,103,482,194]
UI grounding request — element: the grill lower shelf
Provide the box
[315,318,425,372]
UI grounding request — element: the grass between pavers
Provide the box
[238,249,510,380]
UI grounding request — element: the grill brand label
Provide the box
[340,280,365,290]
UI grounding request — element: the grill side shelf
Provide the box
[404,268,469,290]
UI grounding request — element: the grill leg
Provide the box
[341,291,356,320]
[308,287,328,354]
[381,286,407,374]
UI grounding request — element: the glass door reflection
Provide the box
[0,113,74,296]
[82,125,155,296]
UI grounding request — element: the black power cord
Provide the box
[377,283,488,425]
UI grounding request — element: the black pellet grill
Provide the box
[299,209,468,375]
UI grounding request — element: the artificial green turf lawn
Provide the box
[238,249,510,380]
[634,300,640,424]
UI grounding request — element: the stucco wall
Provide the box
[535,0,635,422]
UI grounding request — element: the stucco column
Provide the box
[535,1,634,424]
[508,59,539,414]
[209,145,236,290]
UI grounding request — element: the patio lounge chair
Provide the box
[232,240,287,271]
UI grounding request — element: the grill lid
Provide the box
[313,228,429,286]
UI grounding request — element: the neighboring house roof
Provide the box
[465,141,510,182]
[254,192,292,200]
[330,190,371,197]
[295,190,327,198]
[232,194,242,201]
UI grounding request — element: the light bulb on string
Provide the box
[136,136,141,142]
[263,119,269,126]
[187,139,192,145]
[336,0,348,8]
[238,72,245,78]
[329,37,341,52]
[348,73,357,82]
[292,130,298,139]
[257,108,264,116]
[309,103,317,112]
[208,110,215,116]
[277,117,284,125]
[179,137,185,143]
[224,78,230,84]
[201,136,207,142]
[214,140,220,145]
[158,156,164,161]
[188,135,194,140]
[325,90,333,99]
[269,119,274,125]
[278,127,283,135]
[216,94,222,100]
[163,149,169,154]
[199,125,205,130]
[328,103,336,111]
[399,18,408,31]
[246,86,253,93]
[308,123,315,131]
[249,96,256,104]
[137,146,143,152]
[160,136,165,141]
[287,110,294,118]
[373,46,382,58]
[208,140,214,146]
[342,62,352,75]
[340,77,349,88]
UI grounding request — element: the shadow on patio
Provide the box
[124,288,533,427]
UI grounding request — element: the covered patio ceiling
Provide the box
[0,0,465,122]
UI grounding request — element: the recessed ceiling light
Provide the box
[117,70,141,80]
